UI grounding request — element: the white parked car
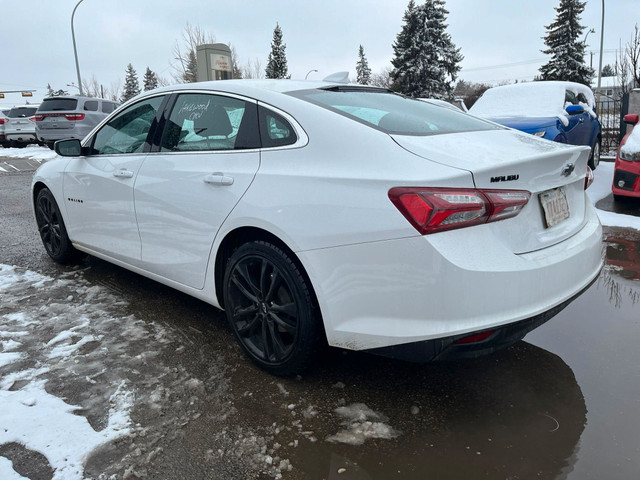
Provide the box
[0,109,10,147]
[32,80,603,375]
[5,104,40,147]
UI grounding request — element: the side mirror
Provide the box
[623,114,639,125]
[565,105,585,115]
[54,139,83,157]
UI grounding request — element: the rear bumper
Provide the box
[366,273,597,362]
[300,202,603,353]
[6,133,37,142]
[36,131,82,142]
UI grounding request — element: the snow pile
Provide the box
[620,126,640,157]
[0,145,57,161]
[0,264,135,479]
[469,81,597,127]
[587,162,640,230]
[0,380,133,480]
[326,403,400,445]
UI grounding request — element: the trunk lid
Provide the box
[391,129,592,254]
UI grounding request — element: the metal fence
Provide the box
[598,94,622,155]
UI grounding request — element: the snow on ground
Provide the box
[588,162,640,230]
[0,145,57,161]
[0,265,137,479]
[326,403,400,445]
[0,264,297,479]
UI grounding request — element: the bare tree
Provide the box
[228,42,243,79]
[616,46,631,96]
[627,24,640,88]
[242,58,264,79]
[370,66,393,88]
[81,75,102,98]
[172,23,216,83]
[106,80,122,102]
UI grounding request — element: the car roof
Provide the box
[42,96,114,102]
[144,79,387,103]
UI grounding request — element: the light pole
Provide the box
[71,0,85,96]
[596,0,605,106]
[305,69,318,80]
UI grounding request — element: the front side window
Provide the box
[161,93,259,152]
[290,87,498,136]
[91,96,164,155]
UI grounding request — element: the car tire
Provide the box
[35,188,84,264]
[588,140,600,170]
[223,241,321,376]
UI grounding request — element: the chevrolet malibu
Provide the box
[32,80,603,375]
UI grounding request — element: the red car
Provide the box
[613,113,640,200]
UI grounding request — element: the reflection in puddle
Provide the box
[281,342,586,480]
[603,228,640,307]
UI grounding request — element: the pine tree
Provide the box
[121,64,141,103]
[143,67,159,91]
[600,64,615,77]
[356,45,372,85]
[391,0,463,99]
[183,50,198,83]
[265,23,289,79]
[539,0,594,85]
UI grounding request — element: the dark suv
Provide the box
[35,96,119,149]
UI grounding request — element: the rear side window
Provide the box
[102,102,117,114]
[38,98,77,112]
[161,93,260,152]
[8,107,38,118]
[290,87,498,136]
[84,101,98,111]
[258,106,297,148]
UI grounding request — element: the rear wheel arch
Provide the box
[214,227,321,315]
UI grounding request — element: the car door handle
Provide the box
[113,169,134,178]
[204,173,234,186]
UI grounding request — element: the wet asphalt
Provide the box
[1,160,639,480]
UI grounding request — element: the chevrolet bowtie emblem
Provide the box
[561,163,575,177]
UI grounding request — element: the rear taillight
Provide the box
[33,114,44,121]
[584,166,594,190]
[454,330,495,344]
[0,118,8,125]
[64,113,84,121]
[389,187,531,234]
[28,116,37,123]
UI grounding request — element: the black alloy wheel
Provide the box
[223,241,320,376]
[35,188,82,264]
[588,141,600,170]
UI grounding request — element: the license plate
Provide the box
[539,187,570,228]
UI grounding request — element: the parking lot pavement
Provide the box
[0,156,45,173]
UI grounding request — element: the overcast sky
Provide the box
[1,0,637,107]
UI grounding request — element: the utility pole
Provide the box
[71,0,85,96]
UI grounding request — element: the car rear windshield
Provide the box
[38,98,78,112]
[289,87,500,136]
[8,107,38,118]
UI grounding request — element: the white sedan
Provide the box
[32,80,603,375]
